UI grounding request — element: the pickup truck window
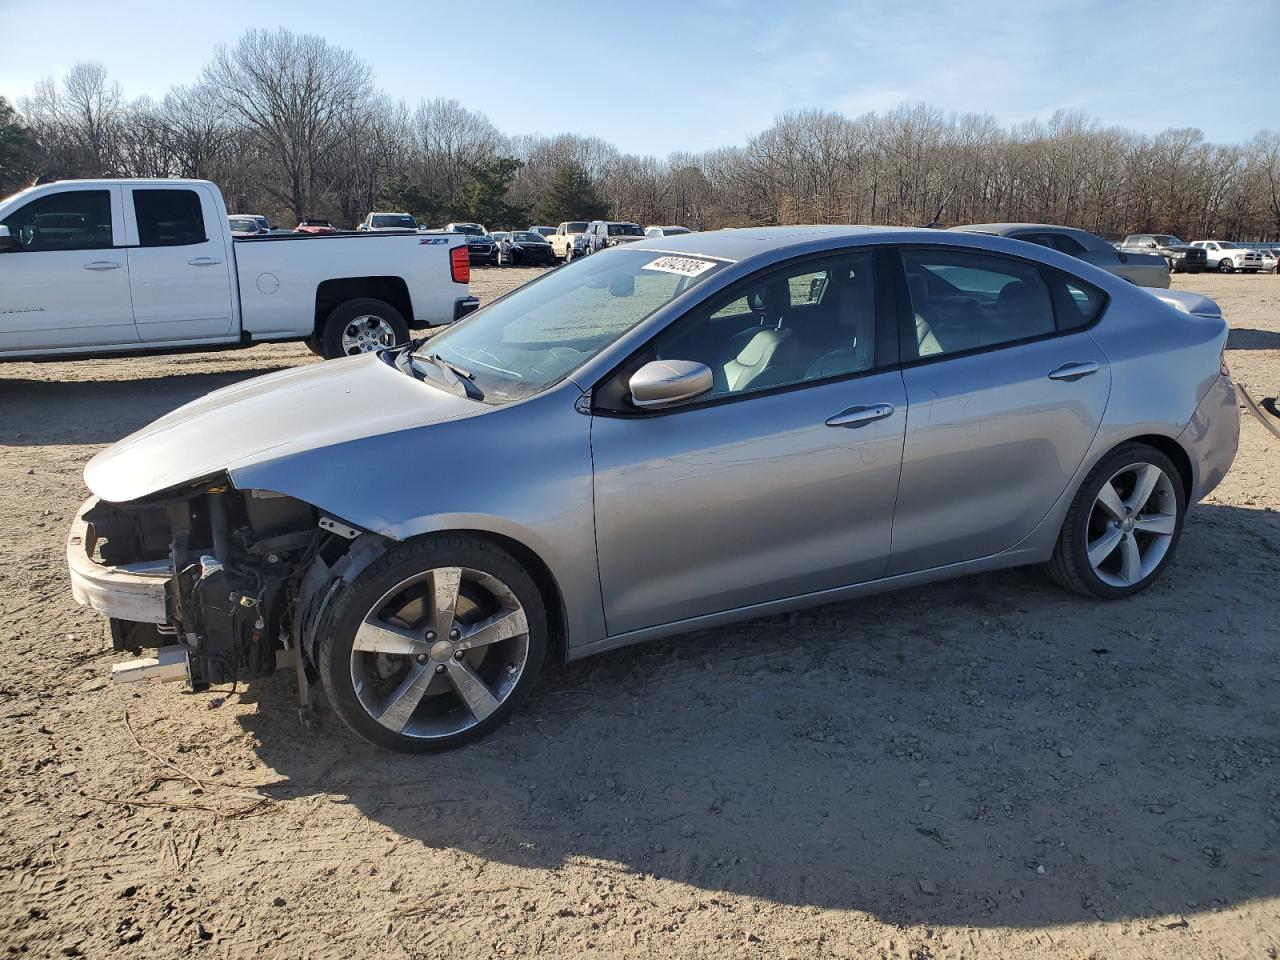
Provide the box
[1,190,112,252]
[133,189,207,247]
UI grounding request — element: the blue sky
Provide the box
[1,0,1276,154]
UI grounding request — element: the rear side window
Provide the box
[901,249,1056,358]
[133,189,207,247]
[1050,270,1107,330]
[1,189,113,251]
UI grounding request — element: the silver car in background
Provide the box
[951,223,1170,287]
[67,227,1239,752]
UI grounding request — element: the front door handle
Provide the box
[1048,361,1100,382]
[188,257,223,267]
[825,403,895,428]
[83,260,122,271]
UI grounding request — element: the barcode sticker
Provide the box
[642,255,717,277]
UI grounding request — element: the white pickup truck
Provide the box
[0,179,478,360]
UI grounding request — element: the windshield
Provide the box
[373,215,415,228]
[564,222,588,233]
[608,223,644,237]
[1217,242,1238,249]
[229,218,256,231]
[1152,235,1185,246]
[419,249,727,403]
[511,232,545,243]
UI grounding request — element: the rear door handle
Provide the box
[1047,361,1099,382]
[188,257,222,267]
[825,403,895,428]
[83,260,122,271]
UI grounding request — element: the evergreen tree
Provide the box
[534,161,608,224]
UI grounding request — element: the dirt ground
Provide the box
[0,266,1277,960]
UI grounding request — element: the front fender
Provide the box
[231,382,606,651]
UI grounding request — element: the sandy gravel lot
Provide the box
[0,267,1277,959]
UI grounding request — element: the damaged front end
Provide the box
[68,476,380,695]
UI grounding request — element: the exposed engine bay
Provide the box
[81,476,375,691]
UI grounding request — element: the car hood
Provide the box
[85,353,480,504]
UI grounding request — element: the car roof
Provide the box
[625,225,951,261]
[950,222,1087,236]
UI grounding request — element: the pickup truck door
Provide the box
[124,184,236,342]
[0,184,137,353]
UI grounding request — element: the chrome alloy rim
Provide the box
[1086,462,1178,588]
[349,567,530,739]
[341,315,397,355]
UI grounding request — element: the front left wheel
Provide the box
[1044,443,1186,600]
[318,536,547,752]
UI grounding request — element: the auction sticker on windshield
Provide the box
[642,255,717,277]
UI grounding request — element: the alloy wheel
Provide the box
[348,566,531,741]
[1085,462,1178,588]
[340,315,397,355]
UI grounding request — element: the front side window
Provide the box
[608,223,643,237]
[373,215,416,229]
[133,189,206,247]
[902,249,1055,358]
[422,249,727,404]
[618,251,879,404]
[1,190,113,252]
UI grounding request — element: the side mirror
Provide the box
[0,225,16,252]
[629,360,714,409]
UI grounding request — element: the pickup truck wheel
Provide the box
[1218,258,1234,273]
[320,298,410,359]
[317,535,548,752]
[564,245,575,263]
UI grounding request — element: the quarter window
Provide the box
[133,189,207,247]
[0,190,113,252]
[901,249,1055,358]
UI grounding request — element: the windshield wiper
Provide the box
[410,352,484,400]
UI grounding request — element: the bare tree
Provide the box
[202,28,375,221]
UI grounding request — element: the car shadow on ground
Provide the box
[238,502,1280,929]
[0,368,292,445]
[1227,327,1280,350]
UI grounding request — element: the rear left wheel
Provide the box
[318,536,547,752]
[319,297,410,360]
[1044,443,1185,600]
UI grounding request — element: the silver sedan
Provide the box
[69,227,1239,752]
[951,223,1171,288]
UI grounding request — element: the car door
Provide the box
[590,249,907,636]
[887,245,1111,575]
[125,183,236,342]
[0,185,137,353]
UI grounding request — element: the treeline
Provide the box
[2,28,1279,240]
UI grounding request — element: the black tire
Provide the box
[564,245,575,263]
[319,297,410,360]
[1218,258,1234,273]
[1043,442,1186,600]
[317,535,548,752]
[304,336,325,357]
